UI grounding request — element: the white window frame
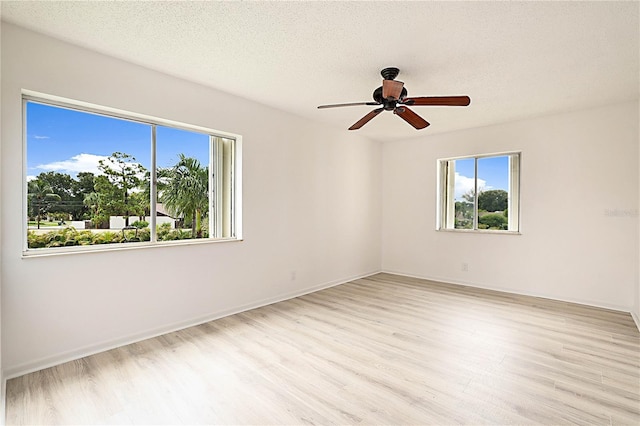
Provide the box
[22,92,243,255]
[437,152,520,233]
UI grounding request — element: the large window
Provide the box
[24,95,241,253]
[438,152,520,232]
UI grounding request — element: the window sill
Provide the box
[436,228,521,235]
[21,237,243,259]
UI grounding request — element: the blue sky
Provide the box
[453,156,509,200]
[26,102,210,180]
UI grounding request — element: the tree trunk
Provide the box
[195,209,202,238]
[124,182,129,227]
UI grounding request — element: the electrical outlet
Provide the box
[461,263,469,272]
[291,271,297,281]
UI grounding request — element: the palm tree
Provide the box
[28,181,61,229]
[83,191,101,224]
[83,191,100,211]
[159,154,208,238]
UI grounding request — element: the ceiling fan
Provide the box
[318,67,470,130]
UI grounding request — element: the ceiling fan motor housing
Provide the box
[373,86,408,110]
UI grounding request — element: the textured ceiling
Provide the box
[1,1,639,142]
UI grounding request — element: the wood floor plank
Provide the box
[6,273,640,425]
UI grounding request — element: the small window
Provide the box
[24,95,241,253]
[438,153,520,232]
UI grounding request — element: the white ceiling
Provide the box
[1,1,638,142]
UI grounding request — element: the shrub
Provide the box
[27,231,46,248]
[155,223,194,241]
[478,213,508,230]
[160,229,192,241]
[156,222,172,240]
[27,227,79,248]
[93,231,120,244]
[27,222,196,249]
[121,228,140,242]
[137,228,151,242]
[76,230,96,245]
[131,220,149,229]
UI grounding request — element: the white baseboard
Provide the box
[380,269,634,314]
[4,269,381,380]
[1,373,5,426]
[631,311,640,333]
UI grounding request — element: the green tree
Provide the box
[71,172,97,220]
[454,189,475,229]
[159,154,208,238]
[454,201,474,229]
[461,189,475,204]
[93,175,120,214]
[83,191,101,218]
[478,189,508,213]
[28,180,61,229]
[131,170,152,220]
[98,152,147,226]
[32,172,75,217]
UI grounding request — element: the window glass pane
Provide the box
[24,97,240,253]
[156,126,210,240]
[477,156,509,230]
[26,101,151,248]
[439,153,518,232]
[452,158,475,229]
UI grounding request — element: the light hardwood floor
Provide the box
[6,273,640,425]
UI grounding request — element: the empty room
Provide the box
[1,1,639,425]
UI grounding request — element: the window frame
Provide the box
[22,92,243,256]
[436,151,520,234]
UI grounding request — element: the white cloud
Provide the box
[35,153,110,176]
[454,173,487,200]
[33,135,50,140]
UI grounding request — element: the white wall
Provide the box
[0,24,382,376]
[0,18,4,422]
[637,102,640,329]
[382,101,639,312]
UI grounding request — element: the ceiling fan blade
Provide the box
[348,108,384,130]
[318,102,380,109]
[383,80,404,100]
[402,96,471,106]
[394,106,430,129]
